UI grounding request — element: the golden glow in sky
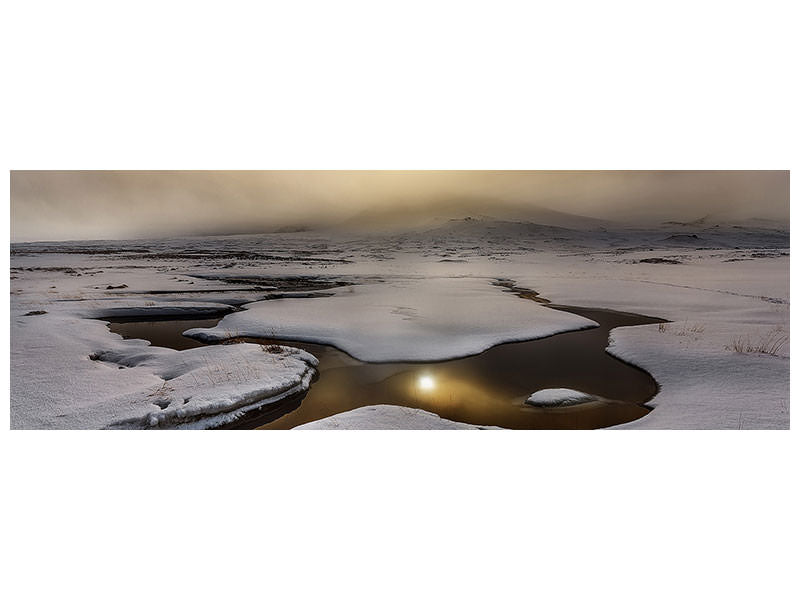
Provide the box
[9,170,789,242]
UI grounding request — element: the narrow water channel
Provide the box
[106,305,666,430]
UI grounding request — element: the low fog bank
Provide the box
[11,171,788,242]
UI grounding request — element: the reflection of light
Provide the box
[418,375,435,391]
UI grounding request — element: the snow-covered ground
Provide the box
[511,251,789,429]
[10,217,789,429]
[11,307,318,429]
[294,405,500,430]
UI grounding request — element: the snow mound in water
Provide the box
[526,388,596,407]
[294,405,501,430]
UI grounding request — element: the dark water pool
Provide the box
[106,317,222,351]
[106,305,666,430]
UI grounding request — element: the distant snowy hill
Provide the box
[10,214,788,256]
[364,215,789,253]
[332,200,611,232]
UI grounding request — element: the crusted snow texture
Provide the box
[526,388,596,407]
[185,278,597,362]
[11,310,317,430]
[294,405,500,430]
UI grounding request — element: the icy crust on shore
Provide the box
[84,304,235,320]
[514,259,789,429]
[103,344,318,430]
[294,405,500,430]
[185,278,598,362]
[526,388,596,407]
[10,310,317,430]
[606,324,789,429]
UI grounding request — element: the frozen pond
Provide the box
[107,305,666,429]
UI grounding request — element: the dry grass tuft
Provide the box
[260,344,285,355]
[675,321,705,336]
[657,321,705,336]
[726,326,788,356]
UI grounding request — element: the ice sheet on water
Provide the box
[185,277,598,362]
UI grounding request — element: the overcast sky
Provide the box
[10,170,789,242]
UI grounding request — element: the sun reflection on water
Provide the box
[417,375,435,391]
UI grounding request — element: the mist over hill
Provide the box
[11,171,788,242]
[330,200,612,232]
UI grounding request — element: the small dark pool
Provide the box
[106,317,221,351]
[106,305,666,430]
